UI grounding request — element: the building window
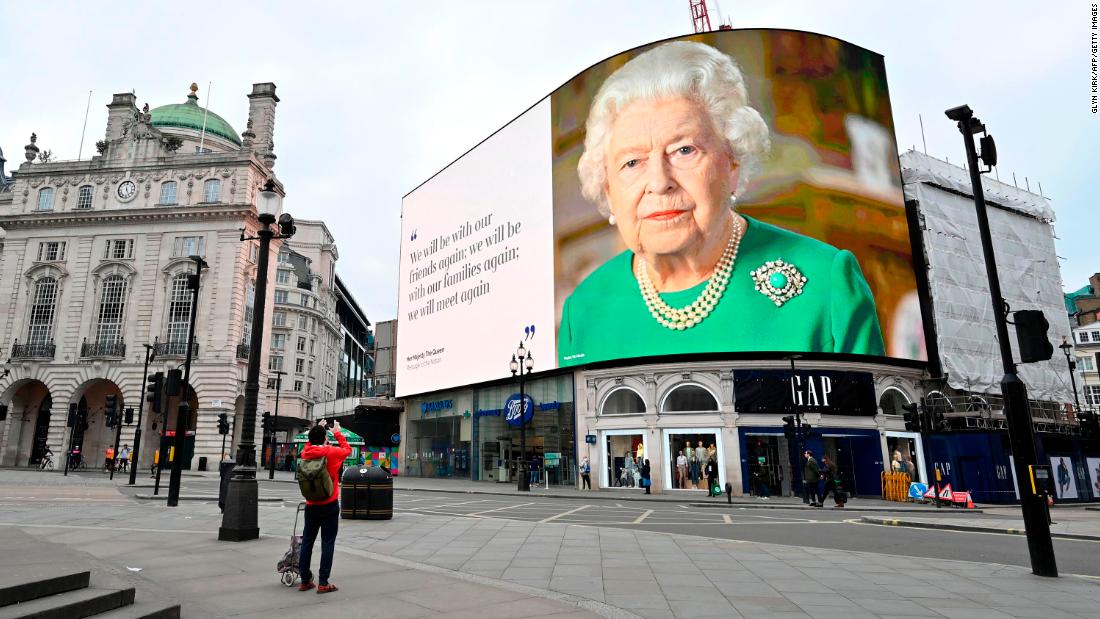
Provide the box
[309,338,315,354]
[294,380,303,392]
[272,333,286,350]
[273,311,287,327]
[1086,385,1100,407]
[36,187,55,211]
[95,276,128,344]
[1092,331,1100,343]
[243,280,255,344]
[159,181,177,205]
[299,292,310,306]
[276,270,290,284]
[297,315,307,330]
[278,252,290,264]
[306,382,312,396]
[267,377,279,389]
[166,274,192,343]
[274,290,289,304]
[36,241,66,262]
[1080,356,1095,372]
[1080,332,1090,344]
[269,355,283,372]
[76,185,94,210]
[28,278,59,345]
[248,243,259,263]
[295,358,305,373]
[172,236,205,257]
[297,336,306,352]
[104,239,134,260]
[308,360,314,374]
[661,384,719,413]
[600,388,646,416]
[202,179,221,203]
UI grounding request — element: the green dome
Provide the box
[150,91,241,146]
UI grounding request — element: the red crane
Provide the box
[689,0,732,33]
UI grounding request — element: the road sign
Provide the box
[939,484,954,500]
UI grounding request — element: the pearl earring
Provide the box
[729,194,738,207]
[609,213,617,225]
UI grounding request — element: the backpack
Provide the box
[296,457,333,502]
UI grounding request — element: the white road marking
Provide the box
[723,514,732,524]
[467,502,537,517]
[633,509,654,524]
[539,505,590,523]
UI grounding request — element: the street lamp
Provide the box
[221,178,295,542]
[510,342,534,492]
[1060,337,1083,414]
[269,369,286,480]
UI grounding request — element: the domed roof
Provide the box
[150,84,241,146]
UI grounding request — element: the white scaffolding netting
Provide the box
[901,151,1074,404]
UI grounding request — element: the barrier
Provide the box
[881,471,912,502]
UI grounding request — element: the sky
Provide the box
[2,1,1096,324]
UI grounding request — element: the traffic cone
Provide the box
[965,492,975,509]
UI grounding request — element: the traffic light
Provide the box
[1014,309,1054,363]
[104,394,118,428]
[165,369,183,396]
[217,413,230,435]
[801,422,812,437]
[781,415,796,439]
[262,412,272,434]
[67,403,78,428]
[124,407,134,425]
[78,408,89,432]
[146,372,164,414]
[901,402,921,432]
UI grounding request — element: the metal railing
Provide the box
[154,340,198,357]
[11,340,55,359]
[236,342,250,360]
[80,339,126,358]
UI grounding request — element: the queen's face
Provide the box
[604,97,738,261]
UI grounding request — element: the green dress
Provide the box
[558,216,885,367]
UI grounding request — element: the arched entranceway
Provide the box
[69,379,125,471]
[1,380,54,467]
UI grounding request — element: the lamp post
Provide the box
[509,343,534,492]
[1059,337,1083,414]
[167,255,207,507]
[786,354,807,501]
[220,179,294,542]
[128,342,156,486]
[269,370,286,480]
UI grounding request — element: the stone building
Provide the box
[0,83,289,469]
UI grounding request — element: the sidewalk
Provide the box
[862,512,1100,541]
[235,470,976,512]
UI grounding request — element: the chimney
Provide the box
[1090,273,1100,295]
[105,93,138,143]
[246,82,279,169]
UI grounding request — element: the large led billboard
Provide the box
[399,29,926,397]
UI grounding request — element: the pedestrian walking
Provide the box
[579,456,592,490]
[705,456,719,497]
[803,450,821,507]
[640,459,652,495]
[104,446,115,473]
[117,444,131,472]
[296,419,351,594]
[820,455,838,506]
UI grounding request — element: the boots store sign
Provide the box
[733,370,877,415]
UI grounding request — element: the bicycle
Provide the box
[39,451,54,471]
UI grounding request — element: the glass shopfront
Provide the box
[405,391,473,479]
[662,428,725,491]
[474,374,576,486]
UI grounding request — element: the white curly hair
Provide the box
[577,40,771,216]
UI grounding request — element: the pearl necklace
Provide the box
[635,215,743,330]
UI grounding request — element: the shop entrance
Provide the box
[744,435,791,497]
[664,429,723,491]
[603,432,644,488]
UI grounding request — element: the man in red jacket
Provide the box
[298,419,351,593]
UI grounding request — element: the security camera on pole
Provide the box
[945,104,1057,577]
[220,179,295,542]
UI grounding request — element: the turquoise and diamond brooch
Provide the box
[751,259,807,307]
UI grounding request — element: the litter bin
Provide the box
[341,466,392,520]
[218,459,235,512]
[198,456,208,472]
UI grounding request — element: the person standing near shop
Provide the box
[297,419,351,594]
[705,456,719,497]
[803,450,821,507]
[579,456,592,489]
[820,455,838,506]
[640,459,652,495]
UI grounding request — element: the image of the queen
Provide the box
[557,41,885,367]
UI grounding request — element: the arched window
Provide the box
[661,384,719,413]
[76,185,94,210]
[36,187,55,211]
[601,388,646,415]
[159,181,177,205]
[202,179,221,203]
[28,278,59,344]
[878,388,910,416]
[95,276,128,344]
[166,274,192,343]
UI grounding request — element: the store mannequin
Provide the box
[694,441,708,489]
[688,446,700,490]
[676,450,688,489]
